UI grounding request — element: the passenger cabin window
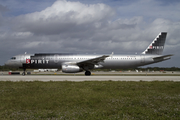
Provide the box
[11,57,16,60]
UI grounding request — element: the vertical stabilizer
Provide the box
[142,32,167,55]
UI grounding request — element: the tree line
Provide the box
[0,65,21,71]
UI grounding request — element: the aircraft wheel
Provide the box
[22,72,25,76]
[85,71,91,76]
[22,68,26,76]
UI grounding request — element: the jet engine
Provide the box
[62,64,83,73]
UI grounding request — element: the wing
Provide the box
[76,55,109,70]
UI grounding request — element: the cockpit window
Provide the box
[11,57,16,60]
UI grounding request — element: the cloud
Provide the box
[117,0,180,21]
[0,4,8,26]
[0,4,8,12]
[0,0,180,67]
[12,0,115,35]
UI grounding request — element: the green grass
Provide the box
[0,81,180,119]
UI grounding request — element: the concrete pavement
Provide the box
[0,75,179,82]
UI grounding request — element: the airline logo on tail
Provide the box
[142,32,167,55]
[149,46,164,49]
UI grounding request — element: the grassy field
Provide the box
[0,81,180,119]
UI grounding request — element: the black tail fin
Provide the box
[142,32,167,55]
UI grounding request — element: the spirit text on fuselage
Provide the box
[26,59,49,64]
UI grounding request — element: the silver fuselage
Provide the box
[5,53,170,69]
[4,32,172,75]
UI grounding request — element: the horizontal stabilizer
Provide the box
[153,54,173,61]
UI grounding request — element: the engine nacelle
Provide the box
[62,65,83,73]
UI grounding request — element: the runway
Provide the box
[0,75,180,81]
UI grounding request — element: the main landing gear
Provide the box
[85,71,91,76]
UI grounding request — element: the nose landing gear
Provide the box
[22,68,26,76]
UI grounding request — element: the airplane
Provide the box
[5,32,173,76]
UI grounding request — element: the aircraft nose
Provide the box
[4,61,10,66]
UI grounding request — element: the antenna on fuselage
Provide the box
[110,52,114,58]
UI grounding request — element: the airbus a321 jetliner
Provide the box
[5,32,173,76]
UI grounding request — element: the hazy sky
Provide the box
[0,0,180,67]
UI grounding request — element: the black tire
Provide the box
[22,72,25,76]
[22,68,26,76]
[85,71,91,76]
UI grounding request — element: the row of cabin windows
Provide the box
[55,57,136,60]
[24,57,137,60]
